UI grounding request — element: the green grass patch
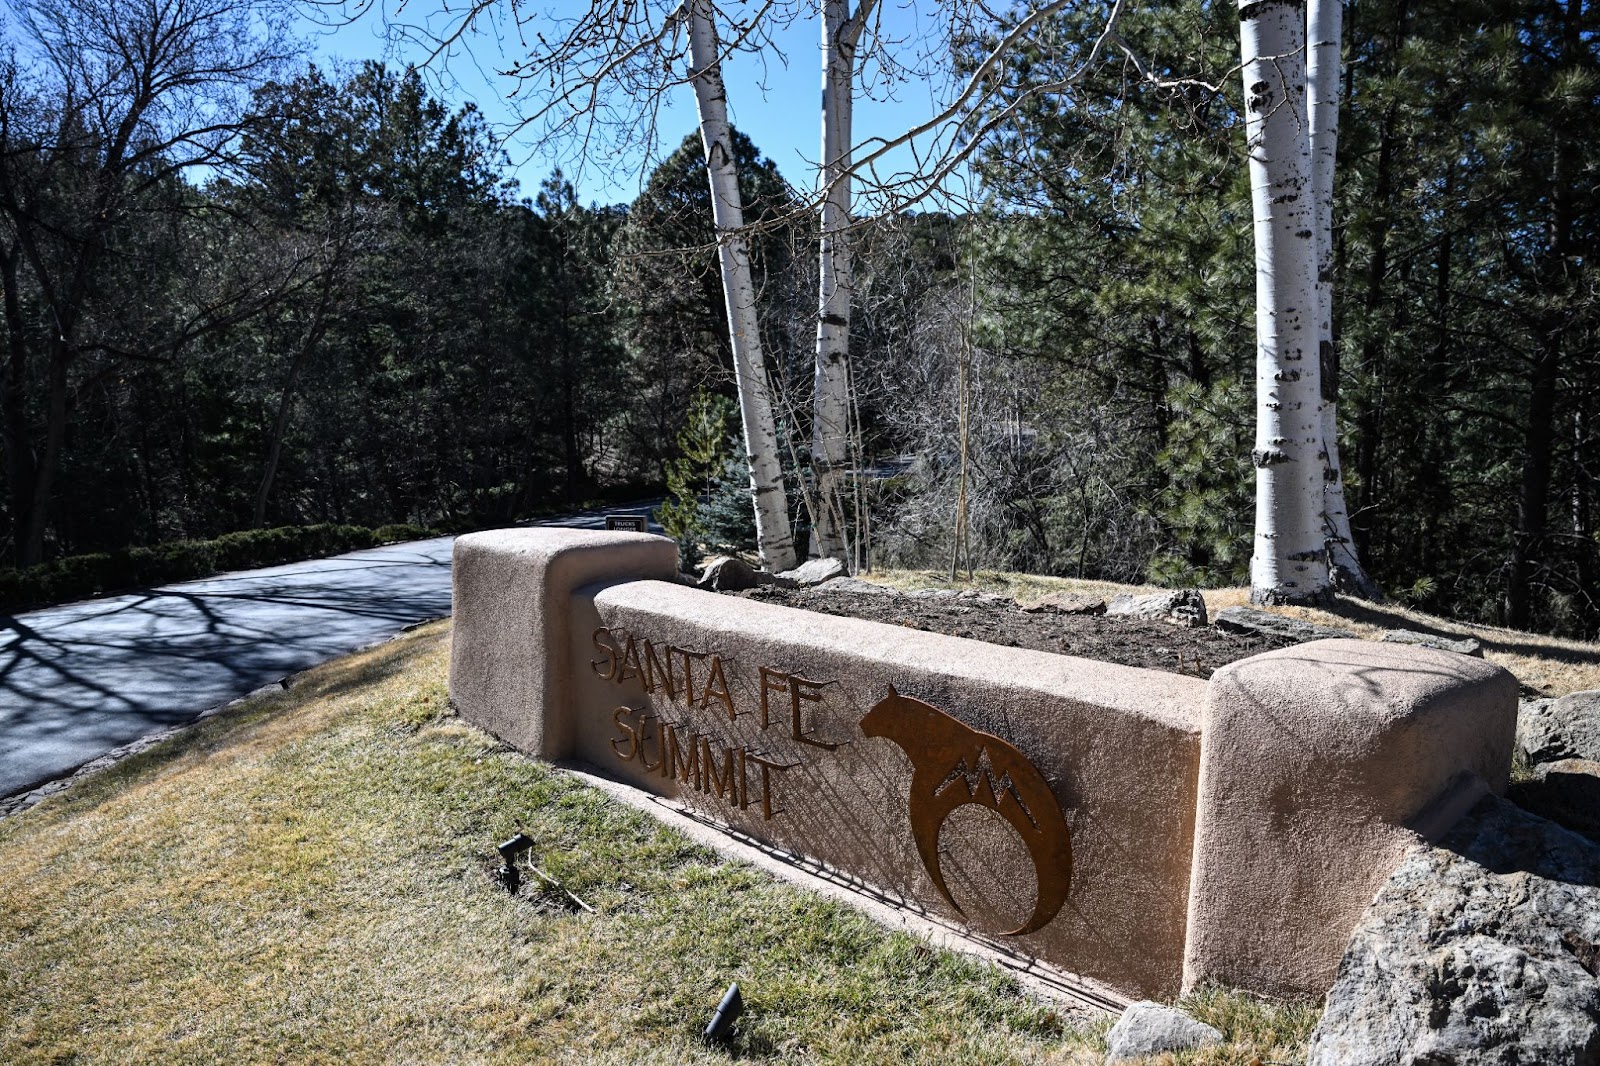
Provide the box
[0,621,1314,1064]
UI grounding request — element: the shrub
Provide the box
[373,524,432,545]
[0,523,430,614]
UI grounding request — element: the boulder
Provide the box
[1106,589,1208,628]
[1380,629,1484,657]
[1022,592,1108,616]
[1307,794,1600,1065]
[1518,690,1600,766]
[1509,759,1600,844]
[1212,605,1356,643]
[696,556,788,592]
[1104,1001,1223,1063]
[777,557,848,587]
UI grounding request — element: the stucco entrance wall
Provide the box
[568,577,1206,1000]
[449,529,1520,1002]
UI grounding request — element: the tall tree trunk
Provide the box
[24,338,72,566]
[252,338,313,529]
[559,281,583,503]
[686,0,797,572]
[0,241,35,566]
[811,0,873,563]
[1510,343,1558,629]
[253,285,334,529]
[1508,0,1581,629]
[1308,0,1382,600]
[1352,102,1397,528]
[1239,0,1332,606]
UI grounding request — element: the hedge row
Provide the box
[0,522,435,615]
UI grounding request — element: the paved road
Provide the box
[0,505,661,798]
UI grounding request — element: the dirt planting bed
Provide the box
[734,585,1297,679]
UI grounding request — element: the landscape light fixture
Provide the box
[702,982,744,1043]
[495,831,534,892]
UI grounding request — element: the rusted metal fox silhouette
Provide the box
[860,686,1072,936]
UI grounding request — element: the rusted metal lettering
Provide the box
[860,686,1073,936]
[641,640,675,699]
[591,627,618,680]
[758,665,837,748]
[667,722,702,788]
[618,634,643,683]
[700,655,735,720]
[700,737,738,801]
[740,751,794,821]
[610,706,637,760]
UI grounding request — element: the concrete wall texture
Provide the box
[449,529,1519,1001]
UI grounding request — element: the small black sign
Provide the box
[605,514,649,533]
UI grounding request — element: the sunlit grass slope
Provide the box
[0,619,1319,1064]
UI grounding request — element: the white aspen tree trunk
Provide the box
[1307,0,1382,599]
[810,0,871,562]
[685,0,797,572]
[1239,0,1332,606]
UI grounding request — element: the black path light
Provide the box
[494,831,596,912]
[703,981,744,1043]
[496,832,535,892]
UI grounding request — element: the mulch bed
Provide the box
[734,585,1297,679]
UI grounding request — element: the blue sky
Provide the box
[301,2,965,208]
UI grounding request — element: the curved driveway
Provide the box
[0,506,659,798]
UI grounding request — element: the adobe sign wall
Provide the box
[450,529,1518,1001]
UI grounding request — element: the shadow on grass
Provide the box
[1321,597,1600,668]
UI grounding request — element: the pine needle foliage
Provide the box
[656,391,736,570]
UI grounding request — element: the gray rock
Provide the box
[778,557,848,587]
[1380,629,1484,657]
[697,556,789,592]
[1022,592,1107,616]
[1307,794,1600,1065]
[1519,690,1600,766]
[1212,605,1356,643]
[814,577,895,596]
[1509,759,1600,844]
[908,588,962,601]
[1106,589,1209,628]
[1517,698,1559,761]
[1104,1001,1223,1063]
[957,589,1014,606]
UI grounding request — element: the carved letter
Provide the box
[742,752,792,821]
[591,628,618,680]
[642,640,675,699]
[790,675,838,750]
[701,737,737,801]
[675,647,707,707]
[610,707,638,760]
[637,714,663,772]
[700,656,736,721]
[618,635,643,683]
[669,724,702,788]
[657,720,675,779]
[758,666,787,730]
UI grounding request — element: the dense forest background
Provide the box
[1,0,1596,639]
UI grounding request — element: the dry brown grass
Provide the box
[864,569,1600,697]
[0,619,1320,1065]
[0,623,1068,1064]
